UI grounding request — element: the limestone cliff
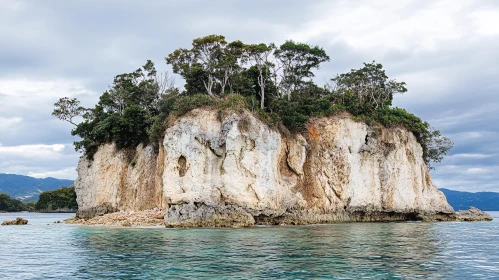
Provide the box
[75,109,455,226]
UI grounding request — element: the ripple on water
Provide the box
[0,212,498,279]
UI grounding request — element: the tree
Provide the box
[274,41,330,99]
[52,97,85,126]
[244,43,276,109]
[167,35,228,96]
[98,60,174,115]
[331,61,407,109]
[52,36,453,170]
[219,40,245,94]
[36,186,77,211]
[421,128,454,169]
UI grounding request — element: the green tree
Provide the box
[36,186,77,211]
[421,128,454,169]
[99,60,165,115]
[167,35,228,96]
[274,41,330,99]
[0,193,28,212]
[244,43,276,108]
[330,61,407,109]
[52,35,452,170]
[52,97,86,126]
[219,40,245,94]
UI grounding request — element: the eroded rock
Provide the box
[74,109,457,227]
[1,217,28,226]
[456,206,493,221]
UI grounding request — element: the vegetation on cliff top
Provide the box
[53,35,452,168]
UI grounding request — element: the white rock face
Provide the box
[75,143,166,218]
[75,109,455,225]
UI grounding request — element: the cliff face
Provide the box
[75,109,455,225]
[75,144,166,218]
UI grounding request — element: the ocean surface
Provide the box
[0,212,498,279]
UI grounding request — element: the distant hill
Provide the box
[0,173,74,202]
[440,188,499,211]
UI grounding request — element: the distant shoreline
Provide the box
[0,210,76,214]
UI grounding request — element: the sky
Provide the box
[0,0,498,192]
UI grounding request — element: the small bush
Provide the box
[268,97,333,131]
[172,94,217,116]
[147,94,177,146]
[217,94,248,112]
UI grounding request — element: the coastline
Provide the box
[63,208,493,227]
[65,209,166,226]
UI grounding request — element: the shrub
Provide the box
[268,97,332,131]
[217,94,248,112]
[172,94,217,116]
[147,94,177,145]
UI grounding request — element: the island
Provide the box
[56,35,490,227]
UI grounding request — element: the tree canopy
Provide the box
[53,34,452,168]
[35,186,77,211]
[0,193,35,212]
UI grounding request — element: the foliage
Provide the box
[59,60,177,158]
[148,94,177,145]
[330,61,407,110]
[53,35,453,169]
[0,174,74,202]
[217,94,249,112]
[269,96,332,131]
[419,128,453,169]
[0,193,28,212]
[166,35,241,97]
[52,97,86,126]
[35,186,77,211]
[274,40,330,99]
[244,43,276,108]
[171,94,217,116]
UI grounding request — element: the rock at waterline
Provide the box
[456,206,493,221]
[1,217,28,226]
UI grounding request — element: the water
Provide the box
[1,213,498,279]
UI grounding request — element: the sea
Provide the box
[0,212,498,279]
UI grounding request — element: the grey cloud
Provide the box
[0,0,498,191]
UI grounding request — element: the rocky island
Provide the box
[58,35,489,227]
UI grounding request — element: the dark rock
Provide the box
[76,203,118,219]
[1,217,28,225]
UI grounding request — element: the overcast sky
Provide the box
[0,0,498,192]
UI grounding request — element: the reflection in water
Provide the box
[73,223,452,279]
[1,212,498,279]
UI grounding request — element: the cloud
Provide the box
[0,78,97,146]
[466,167,490,175]
[28,168,77,180]
[0,143,66,158]
[289,1,472,51]
[0,0,497,191]
[0,143,79,180]
[0,117,22,129]
[469,10,499,36]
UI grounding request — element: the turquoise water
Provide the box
[0,212,498,279]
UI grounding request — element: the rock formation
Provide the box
[456,206,493,221]
[2,217,28,225]
[75,109,457,226]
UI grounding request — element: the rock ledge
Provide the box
[66,209,165,226]
[456,206,493,221]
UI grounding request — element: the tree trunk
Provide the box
[258,73,265,109]
[260,86,265,109]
